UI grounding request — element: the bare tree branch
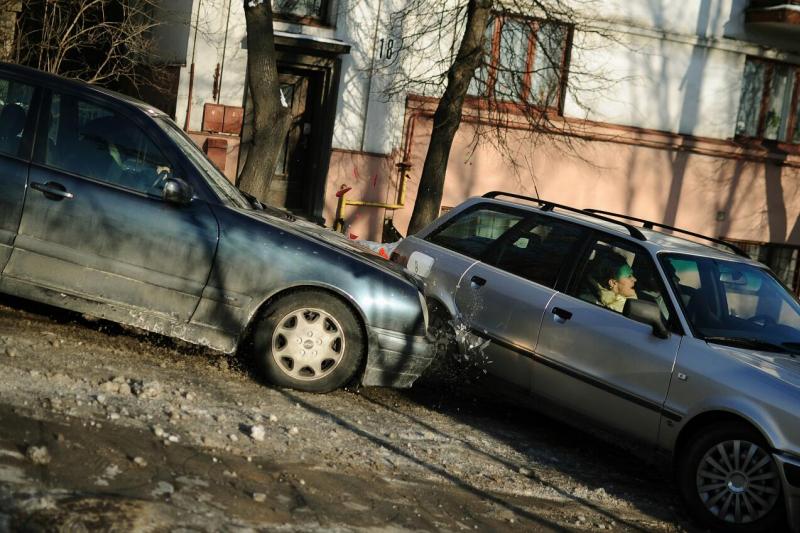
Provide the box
[13,0,168,94]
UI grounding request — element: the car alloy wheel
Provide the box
[695,439,781,524]
[678,422,785,532]
[271,307,345,381]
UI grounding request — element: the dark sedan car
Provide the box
[0,63,432,392]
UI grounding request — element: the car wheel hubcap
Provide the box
[696,439,780,524]
[271,307,345,381]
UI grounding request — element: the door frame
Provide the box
[238,33,349,224]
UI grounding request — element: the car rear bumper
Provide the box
[361,326,434,388]
[775,452,800,532]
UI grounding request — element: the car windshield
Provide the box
[155,117,251,209]
[661,253,800,354]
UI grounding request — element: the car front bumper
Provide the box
[775,452,800,532]
[361,326,434,388]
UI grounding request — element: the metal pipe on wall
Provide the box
[359,0,383,152]
[217,0,233,104]
[184,0,203,131]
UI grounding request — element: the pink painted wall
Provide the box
[323,149,404,241]
[323,104,800,246]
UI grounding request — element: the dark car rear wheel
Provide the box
[254,290,364,393]
[677,422,785,532]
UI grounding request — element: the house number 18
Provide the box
[379,38,396,60]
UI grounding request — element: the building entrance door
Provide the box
[238,33,349,225]
[272,71,316,212]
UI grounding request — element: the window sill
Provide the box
[463,95,562,116]
[732,136,800,157]
[407,93,561,123]
[404,95,800,168]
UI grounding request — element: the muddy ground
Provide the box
[0,294,697,532]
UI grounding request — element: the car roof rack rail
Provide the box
[482,191,646,241]
[584,208,750,258]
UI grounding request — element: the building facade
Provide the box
[168,0,800,291]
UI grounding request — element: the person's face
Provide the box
[609,264,636,297]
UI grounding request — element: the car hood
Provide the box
[710,343,800,389]
[244,209,423,290]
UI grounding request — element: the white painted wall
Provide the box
[172,0,800,151]
[324,0,410,154]
[564,29,746,138]
[564,0,800,138]
[151,0,194,65]
[174,0,249,131]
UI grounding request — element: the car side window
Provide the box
[0,77,35,158]
[662,257,701,307]
[486,214,586,288]
[573,237,672,322]
[425,206,524,259]
[36,92,171,194]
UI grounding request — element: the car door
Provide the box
[406,203,527,320]
[0,75,37,272]
[533,234,682,444]
[4,88,219,322]
[453,213,588,392]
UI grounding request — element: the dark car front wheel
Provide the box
[677,422,785,532]
[253,290,364,393]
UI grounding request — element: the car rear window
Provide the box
[488,214,586,287]
[425,205,524,259]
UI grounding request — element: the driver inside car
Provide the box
[581,252,639,313]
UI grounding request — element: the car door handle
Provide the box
[552,307,573,320]
[470,275,487,288]
[31,181,74,200]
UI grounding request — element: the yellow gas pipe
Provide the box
[333,161,411,234]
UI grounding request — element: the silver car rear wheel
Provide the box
[271,307,345,381]
[695,439,781,524]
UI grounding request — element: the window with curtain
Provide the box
[736,57,800,144]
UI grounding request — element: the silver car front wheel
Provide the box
[695,439,781,524]
[678,422,785,532]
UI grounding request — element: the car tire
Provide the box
[677,422,786,532]
[253,290,364,393]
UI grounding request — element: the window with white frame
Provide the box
[469,16,570,109]
[736,57,800,144]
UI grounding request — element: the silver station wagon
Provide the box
[392,192,800,532]
[0,62,432,393]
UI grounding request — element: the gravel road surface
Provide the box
[0,295,696,532]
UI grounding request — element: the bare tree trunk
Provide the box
[0,0,21,61]
[406,0,493,235]
[238,0,291,204]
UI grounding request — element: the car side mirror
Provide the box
[624,299,669,339]
[162,178,193,205]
